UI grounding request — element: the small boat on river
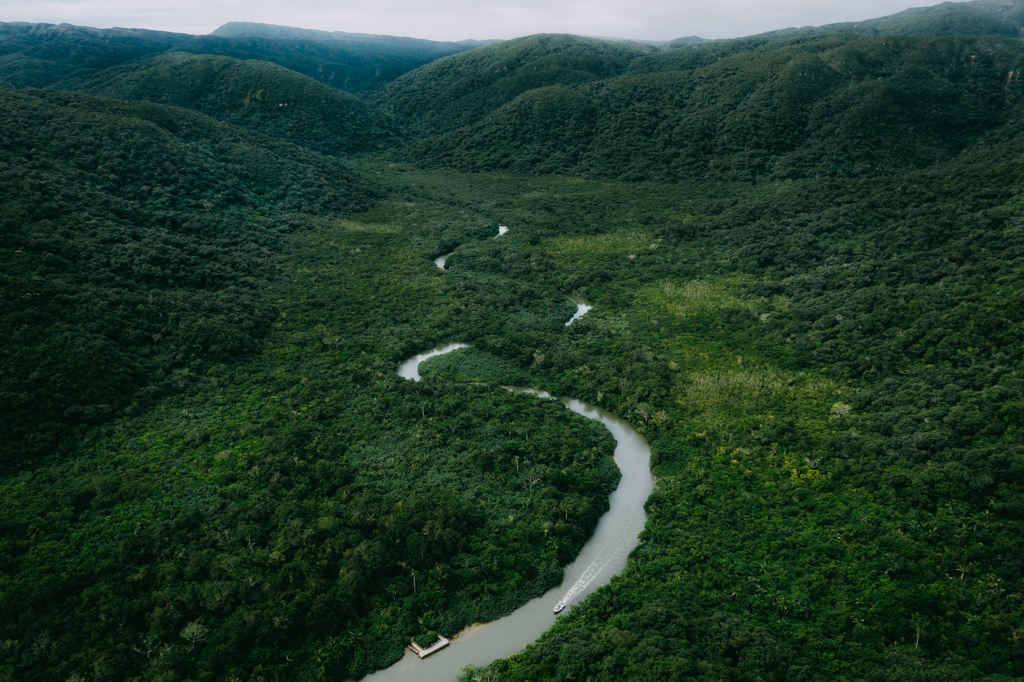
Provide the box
[553,600,567,614]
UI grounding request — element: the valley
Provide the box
[1,2,1023,679]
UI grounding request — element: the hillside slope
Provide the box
[403,34,1024,180]
[74,52,399,155]
[211,21,490,51]
[374,34,654,136]
[0,86,378,469]
[658,0,1024,52]
[0,21,476,93]
[791,0,1024,39]
[0,90,618,680]
[0,22,189,87]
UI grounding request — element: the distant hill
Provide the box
[74,52,400,154]
[659,0,1024,56]
[375,0,1024,177]
[0,21,479,93]
[0,86,379,467]
[203,22,485,91]
[374,34,655,137]
[814,0,1024,38]
[397,34,1024,181]
[0,22,192,87]
[211,21,491,50]
[663,36,708,46]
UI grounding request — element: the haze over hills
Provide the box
[1,1,1023,680]
[0,21,479,93]
[210,21,494,49]
[785,0,1024,38]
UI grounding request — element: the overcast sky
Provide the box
[1,0,939,41]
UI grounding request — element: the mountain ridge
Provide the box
[389,33,1024,180]
[71,51,400,155]
[0,20,480,93]
[211,21,494,48]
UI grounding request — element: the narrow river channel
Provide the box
[372,303,653,679]
[433,224,508,271]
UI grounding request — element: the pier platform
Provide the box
[409,636,450,659]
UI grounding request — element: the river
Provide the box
[433,225,507,271]
[370,232,652,680]
[371,337,653,681]
[565,299,592,326]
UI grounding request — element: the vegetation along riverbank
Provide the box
[1,2,1023,679]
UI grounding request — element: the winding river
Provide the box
[366,227,653,681]
[433,225,508,271]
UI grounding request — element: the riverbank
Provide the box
[366,346,653,681]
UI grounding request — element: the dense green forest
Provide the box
[399,34,1024,180]
[2,0,1023,680]
[0,85,377,470]
[74,52,399,155]
[0,88,618,679]
[373,34,655,137]
[0,21,476,93]
[209,22,492,53]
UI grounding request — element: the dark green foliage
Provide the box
[0,86,378,469]
[657,0,1024,54]
[374,34,653,137]
[210,21,491,52]
[402,34,1024,181]
[800,0,1024,39]
[73,52,399,155]
[420,346,531,385]
[0,20,476,94]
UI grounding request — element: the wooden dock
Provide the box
[409,636,450,659]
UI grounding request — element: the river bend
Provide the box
[367,233,653,681]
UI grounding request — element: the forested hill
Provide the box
[0,23,192,88]
[395,34,1024,180]
[211,21,491,51]
[0,21,477,93]
[374,34,655,136]
[656,0,1024,52]
[73,52,400,155]
[781,0,1024,39]
[0,86,378,470]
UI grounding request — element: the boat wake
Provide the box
[554,555,613,613]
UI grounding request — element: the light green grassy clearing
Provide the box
[544,230,657,256]
[641,276,790,319]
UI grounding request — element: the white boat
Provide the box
[553,600,567,613]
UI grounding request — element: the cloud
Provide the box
[0,0,928,41]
